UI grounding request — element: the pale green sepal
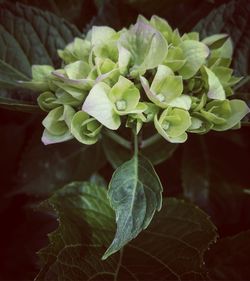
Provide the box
[140,65,183,108]
[212,99,250,131]
[91,26,116,46]
[149,15,172,42]
[37,91,58,112]
[164,47,186,71]
[203,66,226,100]
[82,82,121,130]
[202,34,229,47]
[119,19,168,77]
[42,129,73,145]
[168,95,192,110]
[178,40,209,79]
[109,76,143,115]
[154,107,191,143]
[71,111,102,145]
[57,38,91,64]
[41,105,75,145]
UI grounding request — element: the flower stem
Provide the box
[140,133,161,149]
[103,129,131,149]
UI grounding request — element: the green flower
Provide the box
[154,107,191,143]
[58,37,91,64]
[126,103,159,134]
[187,116,213,134]
[88,26,119,60]
[52,60,95,90]
[201,66,226,100]
[94,57,120,86]
[141,65,191,110]
[118,17,168,77]
[163,46,186,71]
[178,40,209,79]
[199,99,249,131]
[42,105,75,144]
[82,76,146,130]
[37,91,58,112]
[54,83,87,107]
[202,34,233,63]
[71,111,102,145]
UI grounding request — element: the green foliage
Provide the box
[0,1,80,110]
[36,180,218,280]
[0,0,250,279]
[103,155,163,259]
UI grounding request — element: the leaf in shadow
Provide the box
[15,128,106,197]
[36,180,218,280]
[193,0,250,76]
[205,230,250,280]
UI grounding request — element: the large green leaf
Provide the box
[35,181,117,281]
[36,181,218,280]
[193,0,250,76]
[0,88,40,112]
[205,230,250,280]
[0,1,80,109]
[103,155,163,259]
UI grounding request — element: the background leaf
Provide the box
[0,1,81,110]
[14,127,106,197]
[37,180,218,280]
[205,230,250,280]
[193,0,250,77]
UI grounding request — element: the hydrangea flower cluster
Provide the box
[27,15,249,145]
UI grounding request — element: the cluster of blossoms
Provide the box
[25,15,249,145]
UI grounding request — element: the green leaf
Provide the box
[205,230,250,280]
[0,88,40,112]
[0,2,80,86]
[0,1,80,110]
[35,181,117,281]
[103,155,163,259]
[36,181,217,280]
[193,0,250,76]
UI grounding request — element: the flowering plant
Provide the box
[1,1,250,279]
[20,15,249,260]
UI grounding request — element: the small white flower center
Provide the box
[157,94,165,102]
[116,100,127,111]
[162,121,169,131]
